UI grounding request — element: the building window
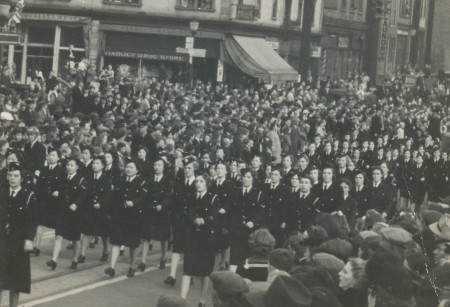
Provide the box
[400,0,411,17]
[421,0,426,18]
[350,0,357,11]
[341,0,348,12]
[176,0,214,11]
[324,0,337,10]
[358,0,364,15]
[103,0,142,6]
[272,0,278,20]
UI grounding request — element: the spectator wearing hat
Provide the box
[105,159,146,278]
[209,271,250,307]
[157,295,188,307]
[0,163,37,307]
[229,169,266,272]
[267,249,294,284]
[337,257,368,307]
[131,119,157,160]
[244,275,312,307]
[139,156,172,272]
[23,126,46,183]
[164,155,198,286]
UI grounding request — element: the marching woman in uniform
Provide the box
[47,157,87,270]
[104,151,122,187]
[164,155,197,286]
[180,174,220,307]
[139,156,172,272]
[33,147,65,256]
[229,169,266,273]
[0,163,37,307]
[210,162,233,271]
[78,156,113,263]
[79,146,94,178]
[105,159,146,278]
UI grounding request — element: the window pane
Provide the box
[27,47,53,57]
[177,0,195,8]
[28,26,55,44]
[61,27,85,48]
[198,0,213,9]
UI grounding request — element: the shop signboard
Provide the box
[236,4,255,20]
[338,37,349,48]
[0,32,23,45]
[310,46,322,58]
[217,60,224,82]
[176,47,206,58]
[104,50,187,62]
[185,37,194,50]
[22,13,90,23]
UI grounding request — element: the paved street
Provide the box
[1,229,213,307]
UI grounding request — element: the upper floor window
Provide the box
[176,0,214,11]
[421,0,426,18]
[103,0,142,6]
[400,0,411,17]
[272,0,278,20]
[341,0,347,11]
[324,0,338,10]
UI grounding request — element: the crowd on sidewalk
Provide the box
[1,58,450,307]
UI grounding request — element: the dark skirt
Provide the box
[55,208,82,241]
[110,209,141,248]
[38,196,59,229]
[140,210,170,241]
[230,226,252,266]
[183,228,215,277]
[171,216,187,253]
[0,239,31,293]
[81,209,110,237]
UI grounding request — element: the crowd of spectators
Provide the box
[1,57,450,307]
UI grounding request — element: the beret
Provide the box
[380,227,412,245]
[311,253,345,276]
[156,295,188,307]
[319,238,353,262]
[27,126,40,134]
[269,249,294,272]
[210,271,249,296]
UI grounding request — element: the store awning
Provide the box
[224,35,298,83]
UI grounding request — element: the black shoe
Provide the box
[32,247,40,257]
[120,249,125,256]
[127,268,135,278]
[138,262,146,272]
[104,267,115,278]
[46,260,57,270]
[164,276,176,286]
[94,237,99,244]
[159,259,166,269]
[78,255,86,264]
[149,243,153,251]
[70,261,78,269]
[66,243,73,250]
[167,241,172,251]
[100,253,109,262]
[198,303,205,307]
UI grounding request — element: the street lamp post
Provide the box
[188,18,199,89]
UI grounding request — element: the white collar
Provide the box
[243,186,252,192]
[186,176,195,184]
[94,172,102,179]
[217,177,225,185]
[323,182,331,189]
[10,186,21,195]
[300,191,310,198]
[197,190,207,198]
[271,182,279,189]
[68,172,77,180]
[127,175,136,182]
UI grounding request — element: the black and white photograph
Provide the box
[0,0,450,306]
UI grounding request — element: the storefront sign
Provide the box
[217,60,224,82]
[104,51,187,62]
[338,37,349,48]
[310,46,322,58]
[236,4,255,20]
[0,33,23,45]
[22,13,90,23]
[379,19,389,58]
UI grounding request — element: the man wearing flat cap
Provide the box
[210,271,250,307]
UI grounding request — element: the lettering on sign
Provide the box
[104,51,187,62]
[379,19,388,58]
[22,13,90,23]
[236,4,255,20]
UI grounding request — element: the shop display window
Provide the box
[28,26,55,45]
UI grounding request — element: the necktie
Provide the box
[301,194,305,200]
[67,175,71,180]
[127,177,131,182]
[272,185,275,190]
[323,185,327,191]
[197,193,201,200]
[292,188,295,192]
[155,176,159,182]
[10,190,15,197]
[243,188,247,195]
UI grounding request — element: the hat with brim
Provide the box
[429,214,450,241]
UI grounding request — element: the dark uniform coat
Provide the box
[427,158,447,201]
[367,182,394,217]
[184,192,219,277]
[337,195,358,229]
[141,174,172,241]
[352,185,370,218]
[210,178,233,251]
[55,173,87,241]
[81,173,113,236]
[263,182,289,246]
[313,182,339,213]
[286,191,320,233]
[36,164,65,228]
[229,186,266,266]
[0,187,37,293]
[170,175,196,253]
[23,140,46,176]
[410,163,427,207]
[110,176,146,248]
